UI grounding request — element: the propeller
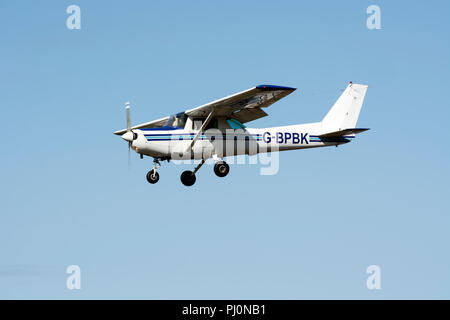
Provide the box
[121,102,138,168]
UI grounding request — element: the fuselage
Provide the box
[130,122,355,160]
[114,83,368,186]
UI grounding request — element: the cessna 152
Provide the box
[114,82,369,186]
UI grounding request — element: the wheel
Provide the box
[146,170,159,184]
[214,161,229,177]
[180,170,196,186]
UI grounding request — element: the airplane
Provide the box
[114,82,369,186]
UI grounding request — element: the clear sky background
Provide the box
[0,0,449,299]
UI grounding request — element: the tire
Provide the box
[214,161,229,177]
[146,171,160,184]
[180,170,196,186]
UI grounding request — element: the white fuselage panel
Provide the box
[131,122,353,160]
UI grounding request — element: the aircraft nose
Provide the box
[121,131,134,142]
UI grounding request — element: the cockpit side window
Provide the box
[192,118,203,130]
[165,115,176,127]
[205,119,219,130]
[192,118,219,130]
[165,112,187,128]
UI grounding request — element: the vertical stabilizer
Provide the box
[322,83,368,132]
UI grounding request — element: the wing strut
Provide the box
[187,110,215,151]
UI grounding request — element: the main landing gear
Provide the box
[145,158,230,186]
[214,161,230,178]
[179,159,229,186]
[180,170,196,186]
[180,159,205,186]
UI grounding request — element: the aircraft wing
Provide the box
[114,85,296,135]
[185,84,296,123]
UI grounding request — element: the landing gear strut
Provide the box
[146,159,161,184]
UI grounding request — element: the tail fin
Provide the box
[322,82,368,132]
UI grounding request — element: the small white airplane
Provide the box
[114,82,369,186]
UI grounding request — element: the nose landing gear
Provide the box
[146,159,161,184]
[146,170,159,184]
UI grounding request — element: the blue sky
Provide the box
[0,0,449,299]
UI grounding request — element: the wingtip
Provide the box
[256,84,296,91]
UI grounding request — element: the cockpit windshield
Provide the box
[164,112,187,129]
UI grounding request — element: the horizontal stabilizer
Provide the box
[318,128,369,138]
